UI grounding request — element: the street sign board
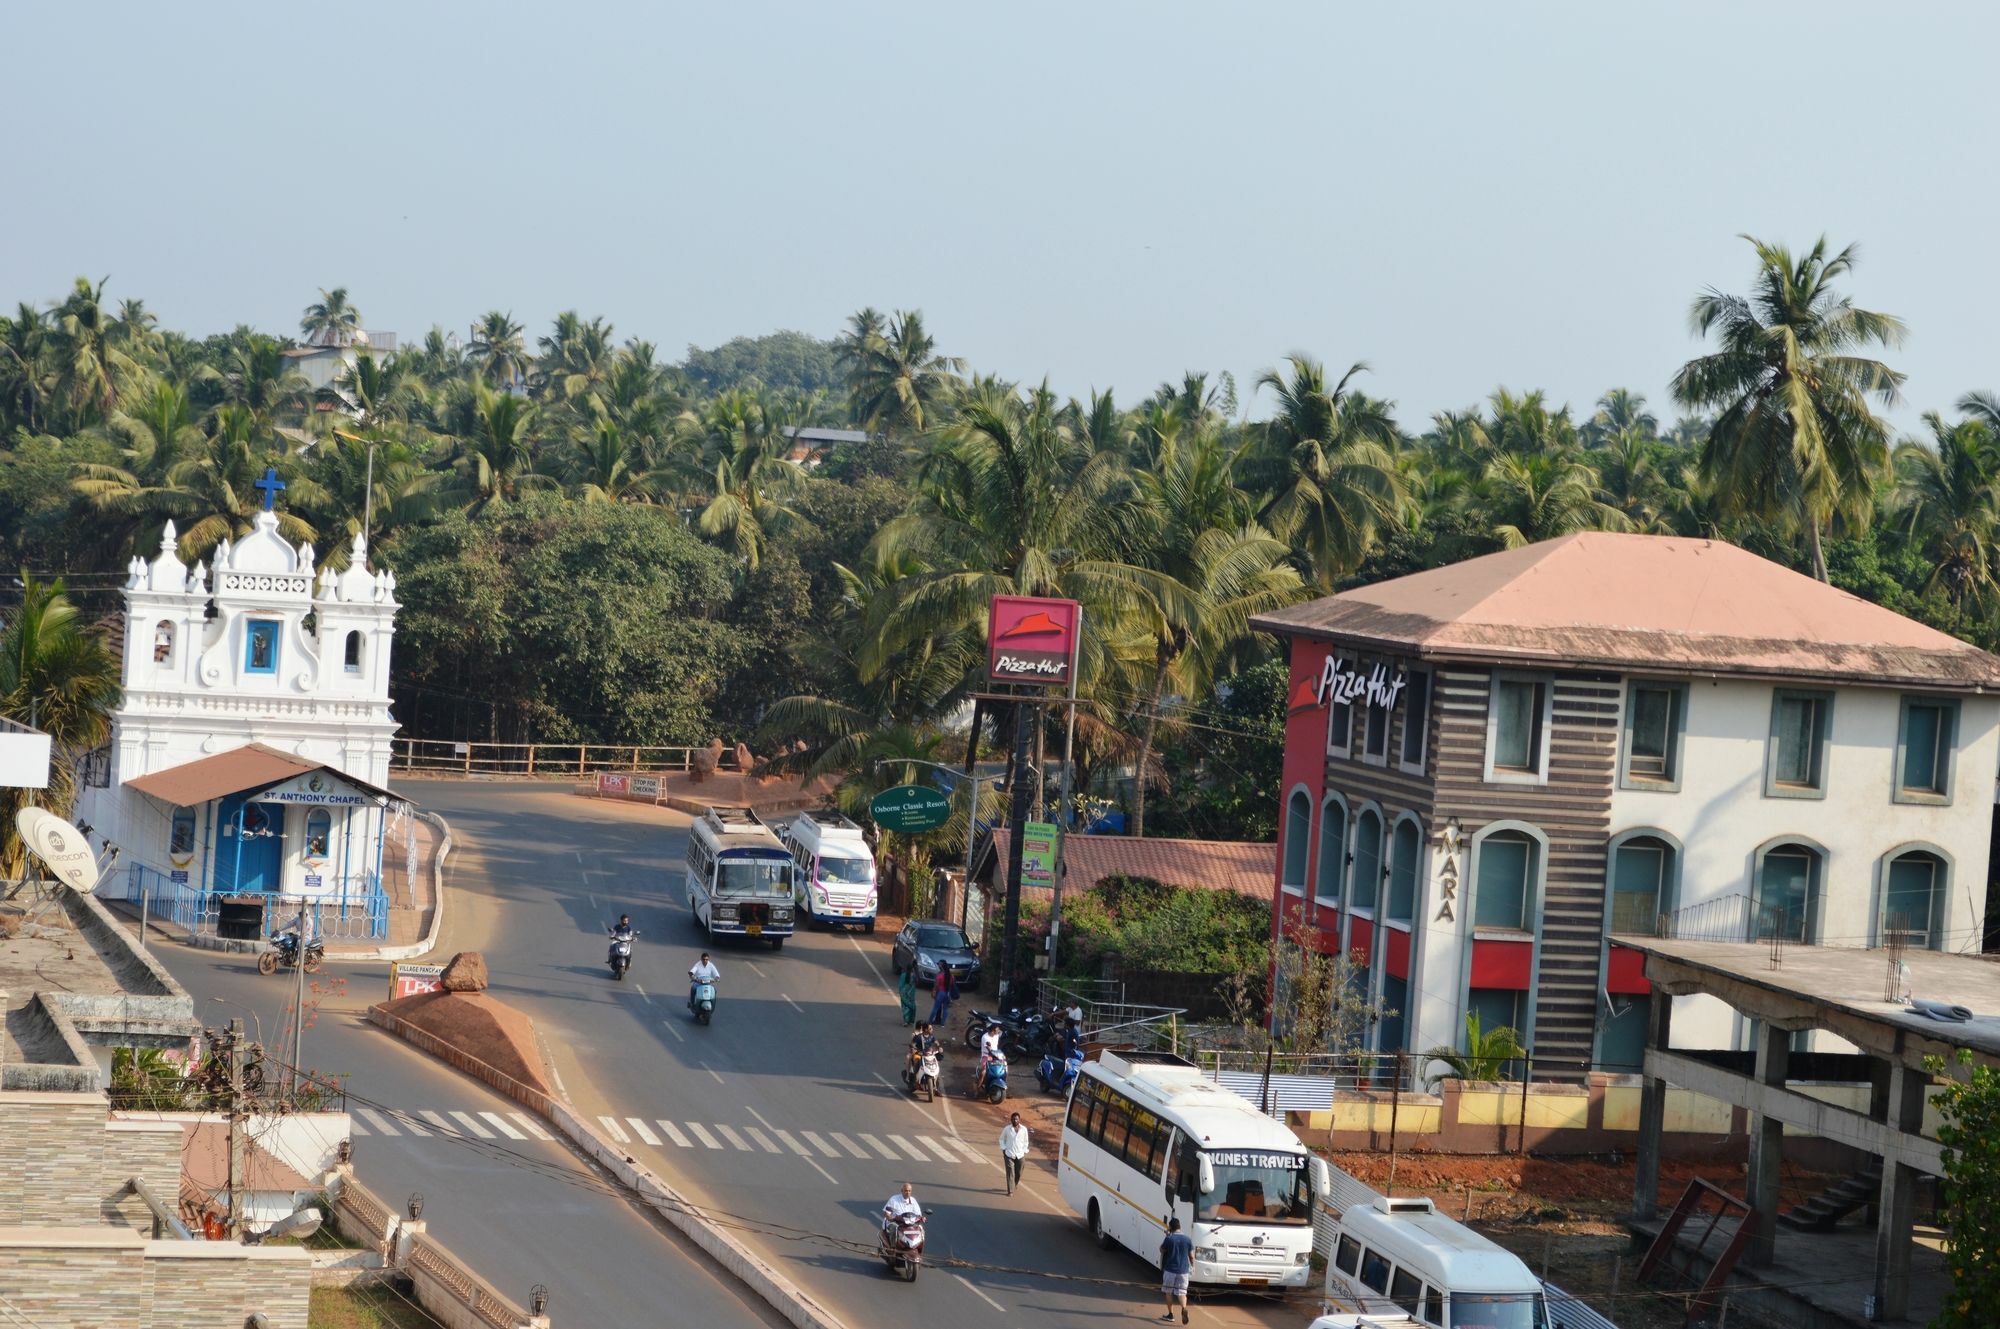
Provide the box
[987,596,1082,687]
[870,784,952,834]
[389,962,445,1002]
[1021,820,1058,889]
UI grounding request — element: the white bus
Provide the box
[1323,1193,1549,1329]
[780,809,878,932]
[1057,1050,1331,1289]
[686,806,794,948]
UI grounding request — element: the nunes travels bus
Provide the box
[686,806,794,948]
[781,809,879,931]
[1057,1051,1331,1289]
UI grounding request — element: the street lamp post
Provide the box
[871,759,998,929]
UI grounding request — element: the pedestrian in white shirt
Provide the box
[999,1112,1031,1194]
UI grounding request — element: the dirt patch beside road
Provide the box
[368,990,554,1098]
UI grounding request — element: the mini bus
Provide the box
[1056,1050,1332,1289]
[1323,1193,1550,1329]
[781,809,878,931]
[686,806,794,948]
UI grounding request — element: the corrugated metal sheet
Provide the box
[1541,1280,1619,1329]
[1212,1070,1341,1114]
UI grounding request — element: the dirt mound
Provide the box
[373,990,552,1097]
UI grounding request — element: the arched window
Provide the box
[1753,841,1823,943]
[1473,830,1538,931]
[344,630,364,673]
[1386,817,1421,923]
[303,809,332,861]
[1351,809,1384,914]
[1315,798,1347,906]
[1281,790,1311,892]
[1881,849,1947,949]
[1609,834,1677,934]
[153,620,175,664]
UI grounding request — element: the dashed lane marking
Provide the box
[657,1120,692,1148]
[954,1274,1007,1313]
[449,1111,495,1139]
[599,1116,631,1144]
[772,1129,813,1157]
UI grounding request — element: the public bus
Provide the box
[685,806,794,948]
[1322,1192,1548,1328]
[1056,1050,1331,1289]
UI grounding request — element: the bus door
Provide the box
[1162,1130,1201,1233]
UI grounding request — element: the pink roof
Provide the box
[1252,533,2000,689]
[983,830,1275,903]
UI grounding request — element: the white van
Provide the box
[1323,1194,1549,1329]
[782,810,878,932]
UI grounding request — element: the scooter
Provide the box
[963,1007,1051,1056]
[901,1047,941,1102]
[879,1209,926,1282]
[1038,1048,1083,1095]
[971,1050,1008,1103]
[257,931,325,976]
[689,976,717,1025]
[607,929,637,981]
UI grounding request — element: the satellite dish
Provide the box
[14,807,101,892]
[258,1205,323,1243]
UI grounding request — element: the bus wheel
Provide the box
[769,937,785,951]
[1089,1200,1114,1250]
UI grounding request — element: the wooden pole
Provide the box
[226,1019,246,1238]
[1385,1051,1404,1197]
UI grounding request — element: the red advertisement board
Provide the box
[987,596,1082,686]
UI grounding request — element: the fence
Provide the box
[1657,892,1805,944]
[126,862,390,941]
[391,738,745,779]
[327,1166,540,1328]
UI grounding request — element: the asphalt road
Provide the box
[404,779,1307,1329]
[144,894,786,1327]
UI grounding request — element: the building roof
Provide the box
[179,1120,311,1207]
[1250,533,2000,690]
[980,830,1275,903]
[124,742,395,808]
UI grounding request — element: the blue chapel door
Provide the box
[216,795,284,893]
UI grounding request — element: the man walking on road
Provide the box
[998,1112,1030,1194]
[1159,1217,1193,1324]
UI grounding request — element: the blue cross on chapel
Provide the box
[254,466,286,512]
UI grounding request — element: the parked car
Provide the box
[890,921,982,991]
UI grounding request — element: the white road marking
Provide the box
[716,1124,752,1151]
[886,1134,929,1163]
[746,960,768,978]
[634,984,650,1002]
[744,1126,781,1153]
[660,1018,684,1043]
[829,1132,869,1159]
[917,1135,961,1164]
[509,1113,552,1140]
[392,1111,432,1137]
[347,1117,369,1136]
[418,1111,455,1135]
[356,1108,401,1136]
[627,1118,661,1146]
[773,1129,813,1157]
[857,1133,900,1160]
[589,893,600,910]
[598,1116,631,1144]
[781,993,803,1013]
[803,1155,838,1185]
[953,1274,1006,1313]
[871,1071,948,1132]
[481,1112,528,1140]
[948,1137,990,1165]
[801,1131,841,1158]
[688,1123,723,1150]
[575,851,584,863]
[700,1062,724,1085]
[657,1120,692,1147]
[449,1111,496,1139]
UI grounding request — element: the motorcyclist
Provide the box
[907,1022,940,1086]
[276,904,317,960]
[689,951,720,1005]
[607,914,636,965]
[882,1182,922,1231]
[976,1020,1004,1094]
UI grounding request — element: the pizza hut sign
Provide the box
[987,595,1082,687]
[1316,656,1407,712]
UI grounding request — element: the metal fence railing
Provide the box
[124,862,389,941]
[391,737,746,778]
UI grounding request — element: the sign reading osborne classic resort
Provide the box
[870,784,953,834]
[987,596,1083,687]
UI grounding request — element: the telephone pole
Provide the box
[291,902,313,1100]
[225,1018,247,1239]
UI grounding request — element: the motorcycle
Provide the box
[879,1209,926,1282]
[971,1050,1008,1103]
[1038,1048,1083,1095]
[689,975,717,1025]
[607,929,637,981]
[964,1007,1054,1057]
[256,931,325,976]
[901,1047,942,1102]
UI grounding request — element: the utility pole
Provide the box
[226,1018,247,1239]
[997,696,1032,1007]
[290,902,312,1100]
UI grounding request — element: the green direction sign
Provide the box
[870,783,953,834]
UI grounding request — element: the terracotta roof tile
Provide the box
[984,830,1274,903]
[124,742,395,808]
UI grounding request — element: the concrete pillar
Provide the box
[1872,1063,1927,1321]
[1744,1022,1791,1266]
[1632,993,1673,1221]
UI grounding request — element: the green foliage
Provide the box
[1144,660,1289,841]
[680,330,844,398]
[1929,1051,2000,1329]
[1423,1012,1528,1086]
[1029,874,1272,978]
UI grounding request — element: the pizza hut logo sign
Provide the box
[987,596,1082,686]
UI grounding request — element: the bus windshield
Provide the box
[817,855,875,885]
[1450,1292,1548,1329]
[1195,1150,1310,1225]
[715,856,790,896]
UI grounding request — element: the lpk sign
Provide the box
[987,596,1082,687]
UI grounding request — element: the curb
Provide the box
[369,1002,848,1329]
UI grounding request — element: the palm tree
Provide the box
[534,312,616,413]
[444,384,550,513]
[0,576,122,878]
[846,310,963,435]
[155,420,321,558]
[568,420,670,505]
[1671,235,1905,581]
[300,287,362,347]
[1422,1012,1527,1087]
[0,302,52,435]
[48,276,137,428]
[468,311,528,388]
[1892,413,2000,617]
[313,430,441,549]
[690,393,807,567]
[1247,356,1404,587]
[216,336,310,430]
[336,350,425,426]
[1480,452,1632,548]
[70,381,208,554]
[1585,388,1658,448]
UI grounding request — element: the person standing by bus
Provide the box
[1158,1217,1193,1324]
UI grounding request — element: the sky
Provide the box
[5,2,1995,433]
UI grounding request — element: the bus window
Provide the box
[1390,1267,1423,1314]
[1126,1107,1162,1176]
[1099,1096,1134,1160]
[1449,1292,1548,1329]
[1166,1135,1197,1202]
[1193,1151,1311,1225]
[1334,1234,1360,1275]
[1422,1287,1445,1326]
[1067,1077,1100,1135]
[1359,1248,1390,1295]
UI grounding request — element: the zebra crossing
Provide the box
[344,1105,994,1170]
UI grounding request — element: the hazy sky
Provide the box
[6,3,1993,432]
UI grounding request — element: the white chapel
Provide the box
[77,476,404,936]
